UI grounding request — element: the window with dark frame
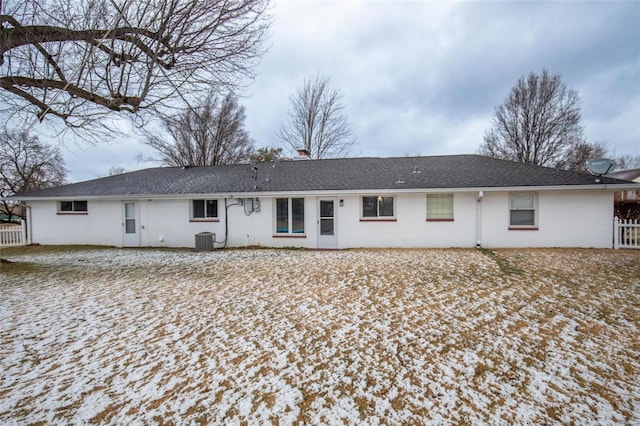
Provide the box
[291,198,305,233]
[276,198,305,234]
[276,198,289,233]
[59,200,88,213]
[192,199,218,219]
[362,196,394,218]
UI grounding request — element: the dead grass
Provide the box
[0,247,639,424]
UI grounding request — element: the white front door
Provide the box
[122,202,140,247]
[318,198,337,249]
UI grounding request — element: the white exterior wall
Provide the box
[222,197,318,249]
[25,189,615,249]
[480,190,614,248]
[27,197,320,249]
[137,199,225,247]
[28,199,123,246]
[335,193,477,248]
[28,199,227,247]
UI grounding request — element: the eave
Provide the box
[8,181,639,202]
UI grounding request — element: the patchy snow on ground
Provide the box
[1,247,639,425]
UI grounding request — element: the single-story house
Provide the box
[10,154,640,249]
[607,168,640,201]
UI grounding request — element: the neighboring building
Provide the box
[0,202,24,223]
[10,155,640,249]
[607,169,640,201]
[608,168,640,221]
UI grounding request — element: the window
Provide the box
[291,198,305,233]
[427,194,453,221]
[192,199,218,220]
[510,192,537,228]
[362,196,395,219]
[276,198,305,234]
[58,200,88,213]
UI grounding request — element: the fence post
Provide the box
[613,217,619,250]
[21,219,27,246]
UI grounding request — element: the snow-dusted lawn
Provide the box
[1,247,638,425]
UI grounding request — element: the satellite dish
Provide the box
[586,158,616,175]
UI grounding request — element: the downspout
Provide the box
[223,198,229,248]
[25,204,33,245]
[476,191,483,248]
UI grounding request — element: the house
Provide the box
[607,168,640,221]
[10,155,640,249]
[607,168,640,201]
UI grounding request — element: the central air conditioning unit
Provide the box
[195,232,215,251]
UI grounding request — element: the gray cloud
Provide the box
[58,0,639,181]
[245,0,638,159]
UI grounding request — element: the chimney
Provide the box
[294,149,310,160]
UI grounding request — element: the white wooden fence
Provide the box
[614,218,640,249]
[0,221,26,247]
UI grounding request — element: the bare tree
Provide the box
[0,128,67,221]
[278,75,356,159]
[479,70,583,168]
[145,91,254,166]
[615,154,640,170]
[557,141,640,174]
[557,141,608,173]
[0,0,270,134]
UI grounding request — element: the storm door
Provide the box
[317,198,337,249]
[122,202,140,247]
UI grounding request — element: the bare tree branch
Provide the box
[479,69,584,168]
[556,140,608,173]
[0,128,67,221]
[278,75,356,159]
[145,91,254,166]
[615,154,640,170]
[0,0,270,136]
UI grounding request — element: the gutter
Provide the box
[8,182,640,202]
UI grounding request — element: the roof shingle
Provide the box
[13,155,634,198]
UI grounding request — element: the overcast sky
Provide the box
[61,0,639,182]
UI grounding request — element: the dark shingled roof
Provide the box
[13,155,634,199]
[607,168,640,182]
